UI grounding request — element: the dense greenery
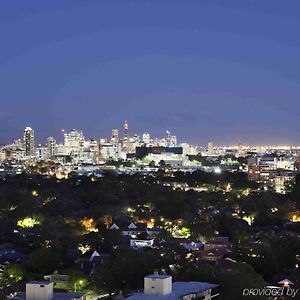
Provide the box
[0,171,299,298]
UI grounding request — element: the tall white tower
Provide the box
[24,127,35,157]
[207,141,214,155]
[47,137,56,159]
[111,129,119,144]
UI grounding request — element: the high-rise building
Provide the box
[24,127,35,157]
[36,145,48,161]
[111,129,119,144]
[100,143,122,161]
[166,131,177,147]
[124,121,129,140]
[207,141,214,155]
[248,156,278,185]
[123,120,129,152]
[47,137,56,159]
[142,133,151,145]
[64,129,84,159]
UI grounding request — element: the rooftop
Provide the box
[18,292,85,300]
[145,274,171,279]
[126,281,218,300]
[27,281,52,285]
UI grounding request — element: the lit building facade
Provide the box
[47,137,56,159]
[64,129,84,162]
[24,127,35,157]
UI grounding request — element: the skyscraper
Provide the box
[64,129,84,157]
[47,137,56,159]
[111,129,119,144]
[207,141,214,155]
[166,131,177,147]
[24,127,35,157]
[124,121,129,140]
[142,132,151,145]
[123,120,129,152]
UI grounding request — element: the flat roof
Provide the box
[145,274,171,279]
[126,281,218,300]
[18,292,85,300]
[27,281,52,285]
[52,292,85,299]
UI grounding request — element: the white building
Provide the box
[277,157,295,171]
[17,281,85,300]
[130,239,154,249]
[274,172,295,194]
[144,274,172,296]
[47,137,57,159]
[207,142,214,156]
[36,145,48,161]
[142,133,151,145]
[100,142,123,161]
[126,273,219,300]
[26,281,53,300]
[24,127,35,157]
[111,129,119,144]
[146,153,185,167]
[64,129,85,162]
[166,131,177,147]
[180,143,198,156]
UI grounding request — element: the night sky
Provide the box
[1,0,300,145]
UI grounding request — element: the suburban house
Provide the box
[203,237,231,251]
[110,221,162,238]
[174,238,204,251]
[192,248,232,264]
[110,222,147,238]
[130,239,154,249]
[75,250,109,275]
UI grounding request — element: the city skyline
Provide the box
[2,0,300,145]
[4,124,300,148]
[2,2,300,298]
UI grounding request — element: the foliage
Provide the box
[0,264,23,289]
[26,248,62,275]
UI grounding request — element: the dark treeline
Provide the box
[0,172,299,299]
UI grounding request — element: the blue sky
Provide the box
[1,0,300,145]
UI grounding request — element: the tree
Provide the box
[93,247,156,295]
[69,271,89,292]
[271,236,300,271]
[220,263,265,300]
[0,264,23,289]
[149,160,156,167]
[159,160,166,168]
[26,248,62,275]
[181,263,220,283]
[190,220,214,241]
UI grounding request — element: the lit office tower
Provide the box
[166,131,177,147]
[47,137,56,159]
[64,129,84,157]
[111,129,119,144]
[124,120,129,140]
[123,120,129,152]
[142,132,151,144]
[207,141,214,155]
[24,127,35,157]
